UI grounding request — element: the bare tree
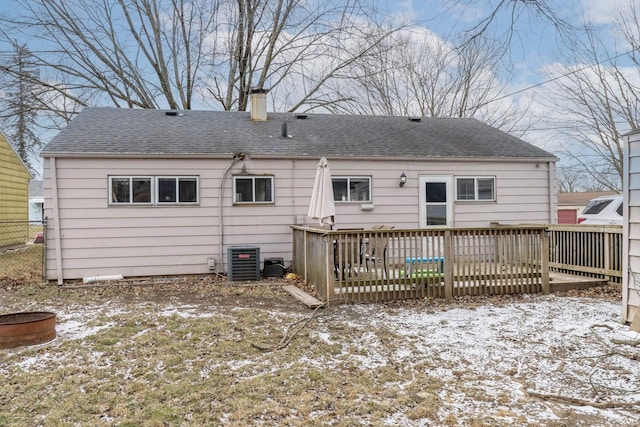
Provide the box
[205,0,406,112]
[0,43,42,174]
[328,30,531,133]
[556,164,607,192]
[542,2,640,191]
[1,0,220,110]
[556,166,581,193]
[447,0,575,57]
[0,0,405,115]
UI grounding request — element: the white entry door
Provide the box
[419,176,453,227]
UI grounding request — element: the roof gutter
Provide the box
[40,152,239,159]
[226,154,560,163]
[40,152,558,163]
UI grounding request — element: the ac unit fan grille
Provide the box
[227,246,260,282]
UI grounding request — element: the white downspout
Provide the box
[622,137,630,323]
[50,157,64,284]
[218,154,245,272]
[548,161,557,224]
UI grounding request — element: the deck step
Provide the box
[283,285,325,308]
[549,273,608,292]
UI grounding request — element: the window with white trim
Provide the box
[455,177,495,201]
[332,176,371,202]
[109,176,198,205]
[157,177,198,204]
[233,176,274,204]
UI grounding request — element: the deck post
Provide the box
[444,230,454,300]
[604,231,611,283]
[300,229,307,282]
[541,228,550,294]
[324,234,335,303]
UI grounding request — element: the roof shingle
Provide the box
[41,107,556,160]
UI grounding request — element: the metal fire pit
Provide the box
[0,312,56,349]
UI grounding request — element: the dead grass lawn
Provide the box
[0,244,43,284]
[0,277,638,426]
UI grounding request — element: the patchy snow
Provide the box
[2,289,638,425]
[316,331,334,345]
[159,304,218,318]
[56,319,114,340]
[311,296,640,425]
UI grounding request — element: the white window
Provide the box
[110,176,152,204]
[456,177,495,201]
[157,177,198,204]
[233,176,274,204]
[332,176,371,202]
[109,176,198,205]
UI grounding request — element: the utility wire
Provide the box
[464,47,640,113]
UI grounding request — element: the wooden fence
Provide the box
[547,224,622,284]
[292,225,550,303]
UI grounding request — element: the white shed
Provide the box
[623,129,640,323]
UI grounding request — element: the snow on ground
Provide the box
[3,291,639,425]
[314,295,640,425]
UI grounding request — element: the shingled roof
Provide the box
[41,107,556,160]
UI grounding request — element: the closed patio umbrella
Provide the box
[308,157,336,228]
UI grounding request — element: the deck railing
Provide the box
[291,225,550,303]
[547,224,622,284]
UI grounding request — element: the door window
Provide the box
[419,176,453,227]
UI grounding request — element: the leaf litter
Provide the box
[0,278,638,426]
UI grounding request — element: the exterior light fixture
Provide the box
[399,172,407,187]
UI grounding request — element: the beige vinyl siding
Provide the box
[323,160,554,228]
[44,158,221,280]
[44,156,554,280]
[624,132,640,322]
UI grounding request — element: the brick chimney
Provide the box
[250,88,269,121]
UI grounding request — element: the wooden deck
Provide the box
[292,225,621,303]
[282,271,610,308]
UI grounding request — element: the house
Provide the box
[557,191,617,224]
[623,129,640,323]
[0,129,32,248]
[41,91,558,283]
[29,179,44,222]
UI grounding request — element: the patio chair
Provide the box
[334,237,361,280]
[364,225,394,277]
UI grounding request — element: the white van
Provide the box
[577,194,623,225]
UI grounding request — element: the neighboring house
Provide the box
[41,91,558,282]
[623,129,640,324]
[557,191,618,224]
[29,179,44,222]
[0,129,32,248]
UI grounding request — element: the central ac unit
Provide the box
[227,246,260,282]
